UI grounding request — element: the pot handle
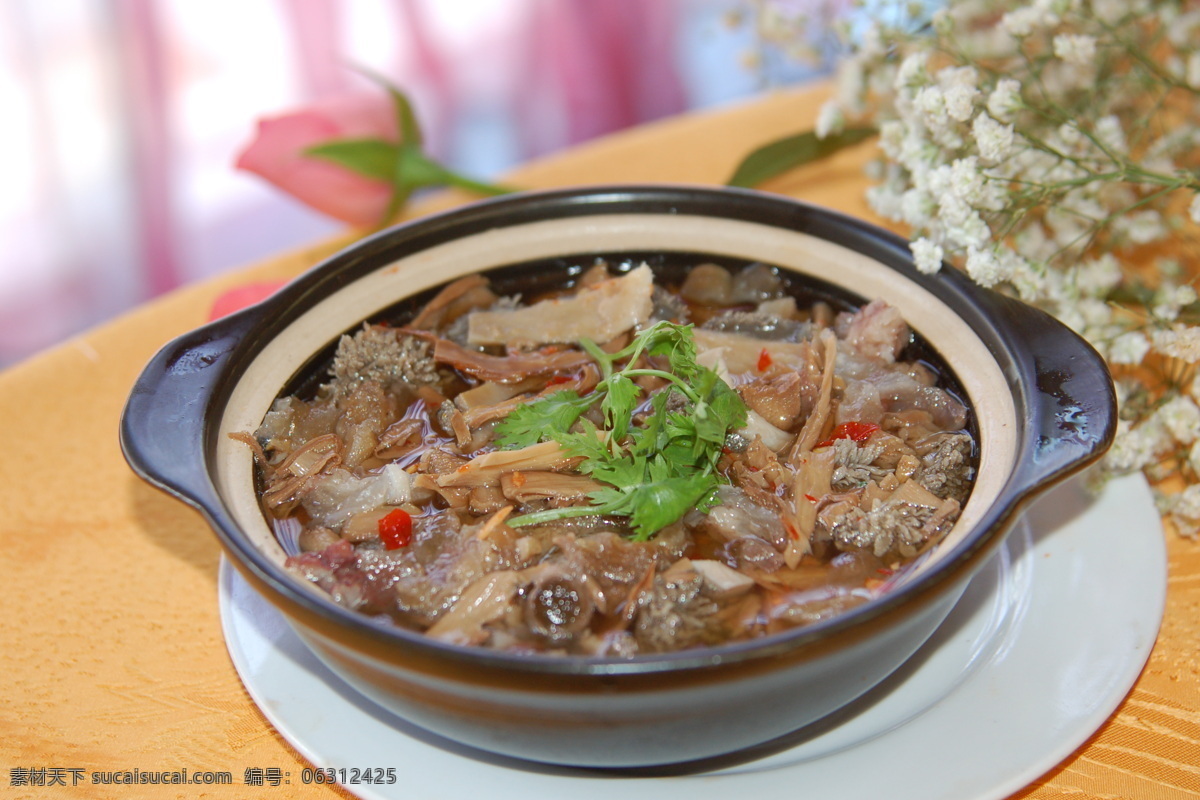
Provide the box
[992,294,1118,495]
[120,311,257,512]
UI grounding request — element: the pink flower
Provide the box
[208,280,288,321]
[236,93,398,226]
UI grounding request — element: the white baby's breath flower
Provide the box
[1078,297,1114,328]
[971,113,1014,162]
[1001,3,1060,37]
[1156,395,1200,445]
[964,245,1011,287]
[1038,0,1075,16]
[815,101,844,139]
[1153,325,1200,362]
[857,23,886,60]
[931,7,953,36]
[1153,284,1198,322]
[879,120,907,161]
[1056,305,1087,333]
[910,237,945,275]
[1167,9,1200,47]
[1105,419,1169,473]
[1092,0,1127,23]
[901,188,935,228]
[986,78,1022,122]
[866,184,905,220]
[1169,483,1200,521]
[1114,210,1167,245]
[1012,223,1056,265]
[936,66,980,122]
[937,194,991,250]
[834,58,867,111]
[1094,115,1127,154]
[1001,7,1040,37]
[1051,122,1088,156]
[895,53,928,91]
[938,65,980,90]
[1044,205,1090,251]
[914,85,949,130]
[949,157,986,202]
[1075,253,1122,296]
[1189,439,1200,477]
[1108,331,1150,365]
[943,84,978,122]
[1053,34,1097,65]
[1188,52,1200,90]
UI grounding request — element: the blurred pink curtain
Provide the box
[0,0,748,366]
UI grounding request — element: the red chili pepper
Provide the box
[816,421,881,449]
[756,347,773,372]
[547,373,574,385]
[378,509,413,550]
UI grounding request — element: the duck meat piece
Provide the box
[739,371,805,429]
[835,299,910,363]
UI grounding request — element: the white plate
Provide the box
[219,474,1166,800]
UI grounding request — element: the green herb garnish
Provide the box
[493,321,747,540]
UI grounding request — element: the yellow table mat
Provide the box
[1,83,1196,799]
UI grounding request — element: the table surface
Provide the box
[2,82,1198,800]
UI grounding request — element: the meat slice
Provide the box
[836,299,909,363]
[466,264,654,347]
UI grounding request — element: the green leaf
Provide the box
[601,373,640,443]
[626,473,717,540]
[727,126,877,188]
[348,63,424,148]
[395,148,448,189]
[501,320,748,539]
[493,390,595,450]
[304,139,400,182]
[396,149,513,197]
[389,86,423,149]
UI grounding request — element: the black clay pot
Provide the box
[121,186,1115,768]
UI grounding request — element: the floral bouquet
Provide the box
[734,0,1200,536]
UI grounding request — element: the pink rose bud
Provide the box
[208,280,289,321]
[236,93,398,226]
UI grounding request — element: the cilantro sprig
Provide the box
[493,321,746,540]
